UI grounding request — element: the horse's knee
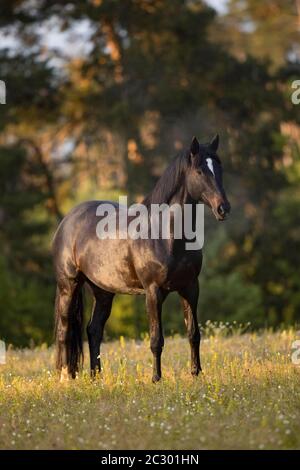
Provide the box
[150,335,164,355]
[57,327,67,344]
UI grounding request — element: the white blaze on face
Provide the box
[206,158,215,177]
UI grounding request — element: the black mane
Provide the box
[143,151,190,206]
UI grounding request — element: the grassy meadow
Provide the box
[0,326,299,450]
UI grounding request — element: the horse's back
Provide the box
[52,200,143,293]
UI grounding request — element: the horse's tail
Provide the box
[66,283,84,377]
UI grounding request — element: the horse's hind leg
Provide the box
[86,286,114,378]
[55,278,77,381]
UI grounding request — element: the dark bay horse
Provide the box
[53,135,230,382]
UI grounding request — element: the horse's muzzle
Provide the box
[216,201,230,221]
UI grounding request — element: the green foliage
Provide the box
[0,144,56,345]
[200,271,263,326]
[0,255,54,346]
[106,295,146,339]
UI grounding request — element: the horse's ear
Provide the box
[190,136,200,156]
[210,134,219,152]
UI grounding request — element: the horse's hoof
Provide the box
[90,369,101,380]
[152,374,161,383]
[191,367,202,376]
[60,366,70,383]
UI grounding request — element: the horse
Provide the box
[53,135,230,382]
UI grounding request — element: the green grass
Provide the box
[0,328,299,450]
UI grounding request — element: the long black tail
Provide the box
[66,283,84,377]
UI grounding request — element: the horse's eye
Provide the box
[197,169,203,175]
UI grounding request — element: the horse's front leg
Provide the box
[55,278,77,382]
[87,288,114,378]
[145,285,166,383]
[179,279,201,376]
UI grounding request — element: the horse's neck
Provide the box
[169,178,198,211]
[165,183,197,252]
[169,180,190,207]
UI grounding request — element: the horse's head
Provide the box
[186,135,231,221]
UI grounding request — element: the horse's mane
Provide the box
[142,142,219,206]
[142,151,190,207]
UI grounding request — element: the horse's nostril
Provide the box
[217,204,225,216]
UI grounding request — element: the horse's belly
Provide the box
[77,239,144,294]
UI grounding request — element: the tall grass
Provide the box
[0,326,299,449]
